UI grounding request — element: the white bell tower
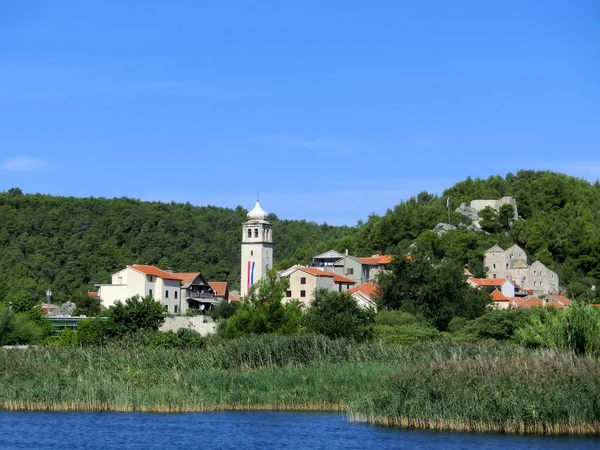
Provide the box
[241,200,273,297]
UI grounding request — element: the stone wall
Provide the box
[160,316,217,335]
[470,196,518,220]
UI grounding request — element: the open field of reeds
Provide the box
[1,334,599,434]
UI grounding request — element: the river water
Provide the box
[0,411,597,449]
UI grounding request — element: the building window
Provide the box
[164,305,168,312]
[165,290,169,298]
[506,263,509,269]
[286,290,292,298]
[347,268,354,275]
[251,250,253,256]
[148,275,153,282]
[300,277,306,285]
[149,289,153,297]
[247,229,252,238]
[300,290,306,298]
[493,264,496,269]
[493,273,496,278]
[174,291,178,299]
[254,228,259,238]
[174,305,178,314]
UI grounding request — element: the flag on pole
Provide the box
[446,197,450,209]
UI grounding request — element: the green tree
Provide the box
[378,250,491,330]
[0,307,45,345]
[497,203,516,230]
[225,270,302,338]
[304,289,374,342]
[107,295,166,337]
[479,206,501,233]
[77,318,109,346]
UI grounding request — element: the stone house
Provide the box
[279,266,355,307]
[483,244,559,295]
[309,250,393,285]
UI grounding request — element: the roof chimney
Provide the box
[345,249,349,256]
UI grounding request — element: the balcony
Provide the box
[185,291,214,300]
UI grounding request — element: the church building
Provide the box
[240,200,273,297]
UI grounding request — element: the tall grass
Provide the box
[1,334,599,434]
[353,351,600,434]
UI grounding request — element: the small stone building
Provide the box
[483,244,559,295]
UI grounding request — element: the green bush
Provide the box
[562,301,600,356]
[303,290,374,342]
[210,301,240,321]
[455,308,542,342]
[47,328,79,347]
[77,318,110,346]
[374,310,426,327]
[374,324,441,345]
[151,328,206,349]
[0,307,45,345]
[448,316,468,333]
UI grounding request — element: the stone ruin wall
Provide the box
[469,196,519,221]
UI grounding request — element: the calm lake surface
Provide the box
[0,411,598,449]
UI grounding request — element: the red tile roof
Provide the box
[172,272,201,286]
[358,254,392,265]
[546,295,572,307]
[490,289,509,302]
[129,265,182,281]
[88,291,99,298]
[332,273,356,284]
[468,277,509,287]
[347,282,380,298]
[208,281,228,298]
[515,297,543,308]
[298,267,356,284]
[228,293,241,302]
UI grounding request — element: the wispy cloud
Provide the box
[1,157,45,171]
[254,134,362,155]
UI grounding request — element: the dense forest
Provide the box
[1,170,599,305]
[0,190,354,304]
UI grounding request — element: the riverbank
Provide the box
[1,335,599,434]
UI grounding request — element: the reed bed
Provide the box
[353,351,600,434]
[1,335,599,434]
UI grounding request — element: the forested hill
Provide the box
[353,171,600,301]
[0,191,354,303]
[1,170,599,305]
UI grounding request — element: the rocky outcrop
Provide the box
[47,301,76,317]
[455,203,482,228]
[434,222,457,236]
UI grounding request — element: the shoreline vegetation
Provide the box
[2,335,600,435]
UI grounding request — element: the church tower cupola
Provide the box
[241,200,273,297]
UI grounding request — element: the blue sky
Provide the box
[1,1,599,225]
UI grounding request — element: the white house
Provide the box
[96,265,217,315]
